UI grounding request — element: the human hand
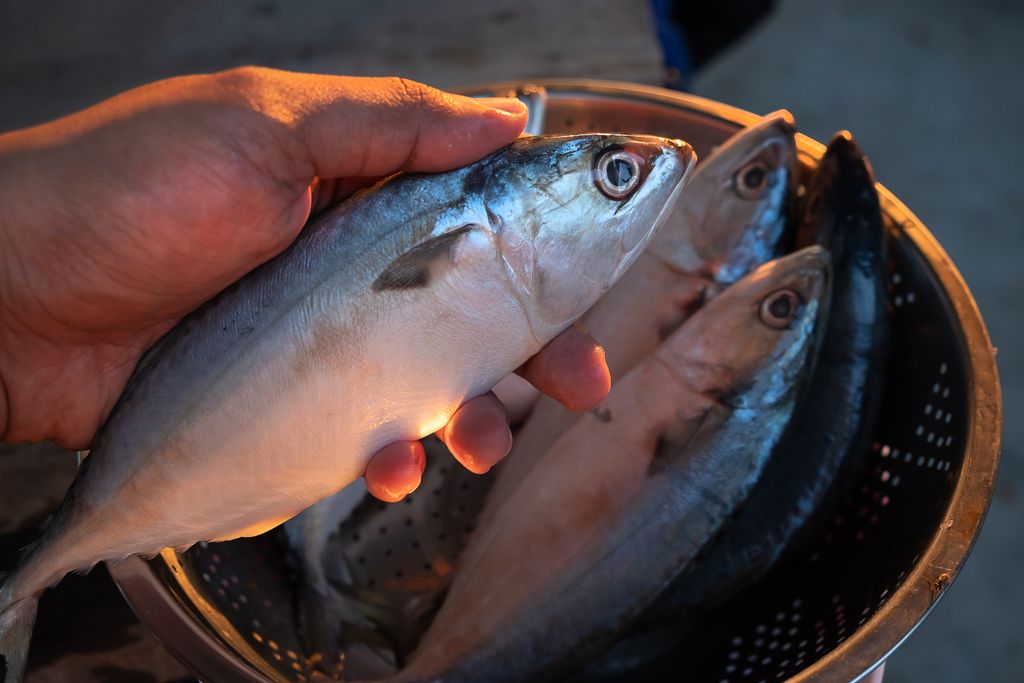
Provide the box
[0,68,611,500]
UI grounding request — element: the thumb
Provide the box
[236,70,529,179]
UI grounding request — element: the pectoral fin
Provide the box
[372,226,474,291]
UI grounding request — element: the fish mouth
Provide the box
[762,109,797,137]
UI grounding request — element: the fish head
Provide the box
[666,245,830,409]
[796,130,880,250]
[651,111,797,284]
[479,134,696,341]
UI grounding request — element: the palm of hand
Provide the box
[2,91,314,446]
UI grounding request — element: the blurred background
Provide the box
[0,1,1020,681]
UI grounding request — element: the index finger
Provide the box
[516,324,611,412]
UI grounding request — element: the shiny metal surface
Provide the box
[108,80,1001,683]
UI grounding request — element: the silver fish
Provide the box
[0,134,695,683]
[647,110,796,282]
[386,246,829,683]
[485,112,797,523]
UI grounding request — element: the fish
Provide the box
[483,112,798,528]
[579,131,889,680]
[0,133,696,683]
[382,246,830,683]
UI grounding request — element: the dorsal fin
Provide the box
[372,226,473,292]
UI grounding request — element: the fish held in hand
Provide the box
[0,133,695,683]
[386,246,829,683]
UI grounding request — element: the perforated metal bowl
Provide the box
[108,80,1001,683]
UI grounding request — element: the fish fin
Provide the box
[495,222,537,300]
[372,226,474,291]
[0,596,38,683]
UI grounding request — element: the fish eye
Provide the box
[760,289,802,329]
[734,160,770,199]
[595,149,643,200]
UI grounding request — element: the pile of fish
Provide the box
[286,117,890,683]
[0,133,695,683]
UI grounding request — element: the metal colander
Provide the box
[107,81,1001,683]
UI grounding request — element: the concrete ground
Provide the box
[0,0,1020,681]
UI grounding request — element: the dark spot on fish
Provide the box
[647,414,707,477]
[239,326,255,335]
[648,432,678,476]
[461,165,489,196]
[372,226,472,291]
[591,407,613,423]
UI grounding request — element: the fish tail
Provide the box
[0,592,38,683]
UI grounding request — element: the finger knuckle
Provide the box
[388,76,446,111]
[214,65,276,93]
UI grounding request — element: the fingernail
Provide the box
[478,97,527,117]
